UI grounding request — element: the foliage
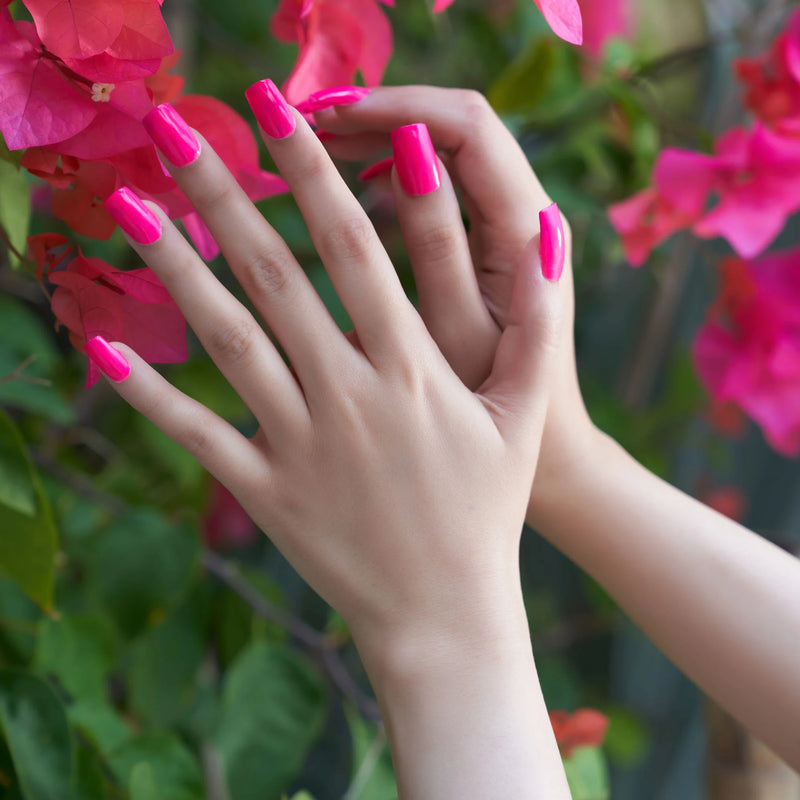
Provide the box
[0,0,790,797]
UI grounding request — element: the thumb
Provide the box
[479,203,565,440]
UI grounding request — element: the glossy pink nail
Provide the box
[539,202,565,282]
[296,86,371,114]
[245,79,296,140]
[143,103,201,167]
[390,124,440,197]
[104,188,161,245]
[86,336,131,383]
[358,156,394,182]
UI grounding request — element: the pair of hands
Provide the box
[98,84,587,672]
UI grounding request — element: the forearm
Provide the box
[529,428,800,768]
[356,583,572,800]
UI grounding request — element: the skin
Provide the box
[102,103,571,797]
[315,85,800,770]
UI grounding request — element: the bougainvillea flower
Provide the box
[534,0,583,46]
[270,0,392,104]
[735,6,800,131]
[203,479,259,551]
[580,0,630,57]
[0,14,99,150]
[693,252,800,456]
[607,186,698,266]
[701,487,747,521]
[549,709,609,758]
[656,124,800,259]
[48,250,186,387]
[27,232,73,279]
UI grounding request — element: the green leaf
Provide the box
[345,708,396,800]
[129,591,208,728]
[91,509,199,638]
[0,670,74,800]
[216,640,328,800]
[0,410,58,611]
[0,577,41,666]
[488,37,555,114]
[68,700,132,758]
[563,746,610,800]
[0,296,73,424]
[107,735,205,800]
[34,615,117,703]
[0,160,31,269]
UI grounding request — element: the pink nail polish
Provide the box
[358,156,394,182]
[539,202,565,282]
[104,188,162,245]
[296,86,371,114]
[245,79,296,140]
[143,103,201,167]
[85,336,131,382]
[391,123,441,197]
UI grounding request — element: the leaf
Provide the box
[0,410,58,611]
[0,159,30,268]
[68,700,132,758]
[91,509,199,638]
[0,670,74,800]
[34,615,117,703]
[488,37,556,114]
[107,734,205,800]
[216,640,328,800]
[563,746,610,800]
[0,295,74,424]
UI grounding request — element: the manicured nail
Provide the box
[104,188,162,244]
[539,202,565,282]
[143,103,201,167]
[86,336,131,382]
[245,79,296,140]
[296,86,371,114]
[358,156,394,182]
[315,130,339,143]
[390,124,440,197]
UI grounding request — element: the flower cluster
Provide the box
[609,7,800,456]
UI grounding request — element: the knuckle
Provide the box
[408,223,461,266]
[181,411,214,459]
[241,245,291,299]
[321,216,377,263]
[458,90,493,129]
[207,316,261,364]
[194,179,237,215]
[290,150,329,187]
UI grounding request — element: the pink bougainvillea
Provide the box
[549,709,609,758]
[693,252,800,456]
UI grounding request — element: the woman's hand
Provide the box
[94,82,571,797]
[310,85,597,516]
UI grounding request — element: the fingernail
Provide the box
[296,86,371,114]
[315,130,339,143]
[143,103,201,167]
[539,202,565,282]
[86,336,131,382]
[358,156,394,182]
[391,124,440,197]
[105,188,162,245]
[245,79,296,140]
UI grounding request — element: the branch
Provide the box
[343,724,389,800]
[0,354,52,387]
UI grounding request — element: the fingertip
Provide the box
[86,336,132,383]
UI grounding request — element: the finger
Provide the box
[142,102,348,392]
[104,188,309,443]
[388,129,498,388]
[88,337,270,494]
[313,86,551,242]
[479,204,565,441]
[246,79,424,364]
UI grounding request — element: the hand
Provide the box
[95,82,563,677]
[311,86,597,514]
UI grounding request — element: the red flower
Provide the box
[702,487,747,522]
[549,709,609,758]
[270,0,393,104]
[203,479,259,551]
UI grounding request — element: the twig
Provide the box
[343,724,389,800]
[0,354,51,387]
